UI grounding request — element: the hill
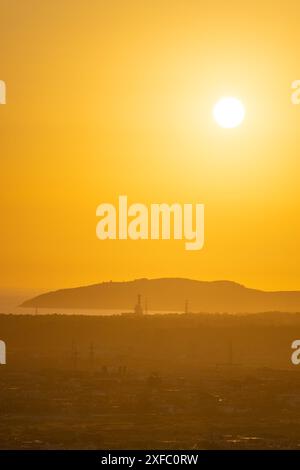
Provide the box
[20,278,300,313]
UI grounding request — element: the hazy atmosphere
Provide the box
[1,1,300,293]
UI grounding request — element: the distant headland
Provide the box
[20,278,300,314]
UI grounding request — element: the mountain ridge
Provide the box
[20,278,300,313]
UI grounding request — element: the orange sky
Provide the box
[1,0,300,291]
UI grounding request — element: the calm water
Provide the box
[0,293,179,315]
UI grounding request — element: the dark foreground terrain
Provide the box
[1,367,300,449]
[1,312,300,449]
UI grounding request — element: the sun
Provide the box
[213,97,245,128]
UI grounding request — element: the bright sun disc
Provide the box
[213,97,245,128]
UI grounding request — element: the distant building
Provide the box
[134,294,144,315]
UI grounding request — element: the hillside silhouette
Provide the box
[21,278,300,313]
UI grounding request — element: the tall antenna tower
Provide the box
[228,340,233,366]
[134,294,144,315]
[71,341,78,370]
[89,342,95,371]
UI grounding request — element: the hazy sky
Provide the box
[1,0,300,291]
